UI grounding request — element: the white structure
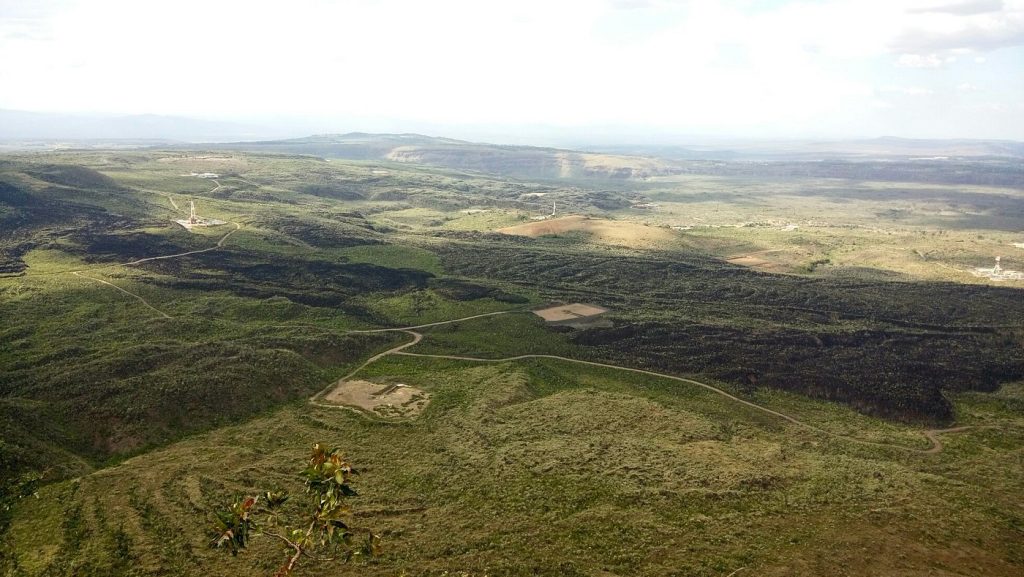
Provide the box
[972,255,1024,281]
[530,200,558,221]
[175,199,226,231]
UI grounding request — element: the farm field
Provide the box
[1,143,1023,576]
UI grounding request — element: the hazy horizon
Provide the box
[2,0,1023,141]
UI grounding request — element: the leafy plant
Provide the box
[209,443,379,576]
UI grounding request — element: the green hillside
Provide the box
[7,353,1024,576]
[1,147,1022,576]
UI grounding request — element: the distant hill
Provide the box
[200,133,684,180]
[192,132,1024,185]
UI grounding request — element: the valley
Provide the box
[1,140,1022,576]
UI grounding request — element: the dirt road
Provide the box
[309,311,984,455]
[392,350,981,454]
[122,222,240,267]
[347,311,517,333]
[69,222,240,315]
[72,271,172,319]
[309,330,423,406]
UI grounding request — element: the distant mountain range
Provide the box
[2,110,1021,181]
[0,109,286,143]
[198,133,681,180]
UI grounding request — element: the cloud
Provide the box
[909,0,1005,15]
[0,0,1020,138]
[879,85,936,95]
[0,0,62,42]
[890,0,1024,54]
[896,53,947,67]
[610,0,658,9]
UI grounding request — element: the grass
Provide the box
[414,313,580,358]
[8,354,1023,576]
[337,244,443,275]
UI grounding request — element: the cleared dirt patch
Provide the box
[726,250,795,273]
[727,255,772,267]
[322,379,430,418]
[533,303,608,323]
[498,215,677,248]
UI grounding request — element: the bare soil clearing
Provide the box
[726,249,797,273]
[498,215,677,248]
[321,379,430,418]
[533,303,609,322]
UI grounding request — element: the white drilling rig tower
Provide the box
[174,198,224,230]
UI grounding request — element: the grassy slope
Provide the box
[8,350,1023,576]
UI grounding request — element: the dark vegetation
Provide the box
[21,164,125,191]
[134,246,433,311]
[68,229,209,262]
[428,278,528,304]
[437,241,1024,422]
[251,213,384,247]
[0,174,139,274]
[0,299,402,470]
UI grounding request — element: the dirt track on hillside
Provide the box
[308,311,988,455]
[72,271,172,319]
[69,222,241,316]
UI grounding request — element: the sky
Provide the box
[0,0,1022,140]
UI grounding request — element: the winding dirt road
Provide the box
[313,313,988,455]
[310,330,423,406]
[394,350,981,454]
[122,222,240,267]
